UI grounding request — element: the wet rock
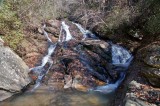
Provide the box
[16,30,51,68]
[44,27,59,37]
[141,67,160,87]
[124,81,159,106]
[46,20,61,29]
[0,43,31,101]
[64,75,72,89]
[29,38,119,91]
[28,21,133,92]
[137,42,160,87]
[71,75,89,92]
[117,40,141,53]
[125,99,157,106]
[128,29,143,40]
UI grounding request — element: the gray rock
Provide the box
[0,46,31,101]
[124,81,159,106]
[137,42,160,87]
[44,27,59,37]
[0,91,14,102]
[125,99,156,106]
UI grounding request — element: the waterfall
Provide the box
[30,21,133,93]
[73,23,133,93]
[73,23,87,40]
[89,44,133,93]
[73,22,98,40]
[58,21,73,42]
[29,25,57,91]
[30,21,72,91]
[111,44,132,65]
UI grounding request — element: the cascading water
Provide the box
[29,24,57,91]
[111,44,133,66]
[30,21,74,91]
[58,21,73,42]
[31,21,133,92]
[89,44,133,93]
[0,21,134,106]
[73,22,98,39]
[66,22,133,93]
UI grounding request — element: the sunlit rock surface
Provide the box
[0,39,31,101]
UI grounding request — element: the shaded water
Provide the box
[0,90,113,106]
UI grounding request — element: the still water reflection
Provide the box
[0,89,114,106]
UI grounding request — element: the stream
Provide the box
[0,21,133,106]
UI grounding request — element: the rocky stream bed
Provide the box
[0,19,159,106]
[0,0,160,106]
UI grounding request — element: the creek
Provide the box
[0,21,133,106]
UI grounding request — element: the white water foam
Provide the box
[73,22,98,40]
[111,44,132,65]
[30,21,133,93]
[59,21,73,42]
[30,21,73,91]
[29,27,57,91]
[89,44,133,93]
[73,23,87,40]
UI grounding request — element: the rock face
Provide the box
[0,39,30,101]
[124,81,159,106]
[16,20,60,68]
[137,41,160,87]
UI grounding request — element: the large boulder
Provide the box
[0,38,30,101]
[137,41,160,87]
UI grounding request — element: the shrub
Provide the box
[0,1,23,50]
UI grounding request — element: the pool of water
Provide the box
[0,89,114,106]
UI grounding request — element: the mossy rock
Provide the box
[143,0,160,34]
[137,41,160,87]
[141,66,160,87]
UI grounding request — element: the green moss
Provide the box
[144,0,160,34]
[0,1,23,50]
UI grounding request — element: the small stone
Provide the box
[0,37,4,46]
[100,44,106,49]
[38,27,43,34]
[64,75,72,89]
